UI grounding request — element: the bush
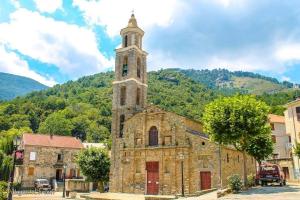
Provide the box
[228,174,243,193]
[247,174,256,187]
[0,181,8,200]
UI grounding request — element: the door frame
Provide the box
[200,171,212,190]
[146,161,159,195]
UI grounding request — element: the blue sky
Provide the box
[0,0,299,86]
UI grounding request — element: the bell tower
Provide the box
[110,14,148,192]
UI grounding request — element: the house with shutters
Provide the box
[267,114,294,181]
[109,14,256,196]
[14,133,83,188]
[284,98,300,180]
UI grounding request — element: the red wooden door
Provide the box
[200,171,211,190]
[146,162,159,195]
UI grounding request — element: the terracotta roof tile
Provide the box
[268,114,285,124]
[22,133,83,149]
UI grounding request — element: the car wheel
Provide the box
[280,181,283,186]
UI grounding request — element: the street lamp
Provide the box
[178,152,185,197]
[63,164,67,198]
[7,136,21,200]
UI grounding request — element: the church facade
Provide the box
[109,15,256,195]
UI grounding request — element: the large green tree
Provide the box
[203,95,271,186]
[76,147,110,191]
[38,112,73,136]
[246,134,274,165]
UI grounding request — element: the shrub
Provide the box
[247,174,256,187]
[0,181,8,200]
[228,174,243,193]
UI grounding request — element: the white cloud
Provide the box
[10,0,21,8]
[73,0,183,37]
[0,8,113,79]
[34,0,62,13]
[0,45,56,86]
[275,43,300,61]
[281,76,291,82]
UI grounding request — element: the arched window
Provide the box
[119,114,125,138]
[124,35,128,47]
[137,58,141,78]
[136,88,141,105]
[120,86,126,106]
[149,126,158,146]
[122,56,128,76]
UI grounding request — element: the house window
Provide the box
[28,167,34,176]
[122,56,128,76]
[270,123,275,130]
[124,35,128,47]
[226,153,229,163]
[57,153,63,162]
[289,136,291,143]
[149,126,158,146]
[272,135,276,143]
[29,152,36,161]
[296,107,300,121]
[120,86,126,106]
[136,88,141,105]
[119,114,125,138]
[137,58,141,78]
[273,153,279,159]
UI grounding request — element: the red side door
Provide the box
[146,162,159,195]
[200,171,211,190]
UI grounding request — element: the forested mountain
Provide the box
[0,72,48,100]
[0,69,299,144]
[178,68,297,94]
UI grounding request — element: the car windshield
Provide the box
[39,180,49,184]
[261,166,278,171]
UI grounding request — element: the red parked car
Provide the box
[257,163,286,186]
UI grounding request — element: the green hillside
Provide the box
[0,69,299,145]
[178,68,296,95]
[0,72,48,100]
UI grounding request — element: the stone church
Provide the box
[109,14,256,195]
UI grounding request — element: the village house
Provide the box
[109,14,256,196]
[267,114,294,181]
[284,98,300,180]
[14,133,83,189]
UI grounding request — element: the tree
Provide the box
[203,95,270,186]
[246,134,274,165]
[39,112,73,136]
[86,123,110,143]
[76,147,110,191]
[294,143,300,158]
